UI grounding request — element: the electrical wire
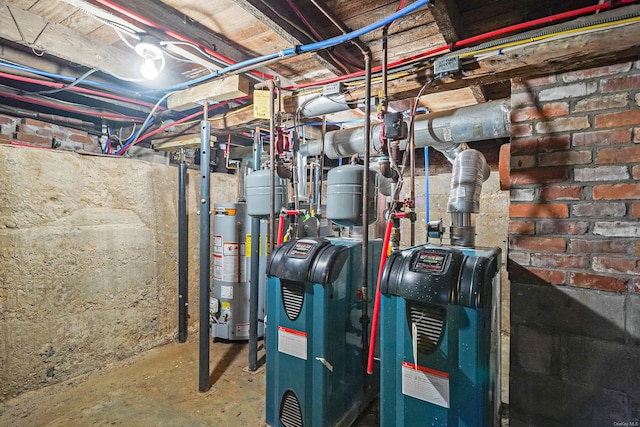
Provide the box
[0,59,157,100]
[285,0,639,91]
[116,90,174,155]
[156,0,430,93]
[92,0,273,80]
[24,69,98,96]
[0,90,144,122]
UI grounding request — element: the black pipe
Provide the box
[360,50,372,374]
[249,130,261,371]
[199,105,212,392]
[178,147,188,343]
[249,216,260,371]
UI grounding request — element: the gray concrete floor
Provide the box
[0,339,380,427]
[0,339,505,426]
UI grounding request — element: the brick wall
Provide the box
[509,61,640,426]
[0,114,100,152]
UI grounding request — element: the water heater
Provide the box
[210,202,267,341]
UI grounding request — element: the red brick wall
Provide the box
[0,114,99,152]
[509,62,640,290]
[508,61,640,425]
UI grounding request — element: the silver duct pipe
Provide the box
[448,149,490,247]
[448,149,490,214]
[300,94,356,117]
[298,99,509,248]
[298,100,510,159]
[296,151,308,202]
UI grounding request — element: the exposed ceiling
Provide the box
[0,0,639,148]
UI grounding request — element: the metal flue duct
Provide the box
[298,100,510,159]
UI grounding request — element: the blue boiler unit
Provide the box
[379,244,501,427]
[265,237,382,427]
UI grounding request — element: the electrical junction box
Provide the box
[322,82,344,97]
[384,112,408,140]
[434,55,460,75]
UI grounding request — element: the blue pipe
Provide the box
[424,147,430,223]
[114,117,154,155]
[159,0,430,92]
[0,60,157,100]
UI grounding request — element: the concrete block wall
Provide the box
[509,61,640,426]
[0,136,238,400]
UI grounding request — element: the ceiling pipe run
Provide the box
[299,99,511,159]
[300,99,510,247]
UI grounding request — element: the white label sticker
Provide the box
[278,326,307,360]
[401,362,450,408]
[214,235,223,254]
[213,255,223,280]
[220,285,234,299]
[236,323,249,337]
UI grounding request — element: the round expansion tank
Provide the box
[326,164,377,227]
[245,169,287,217]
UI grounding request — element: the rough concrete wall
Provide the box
[0,145,238,400]
[509,61,640,426]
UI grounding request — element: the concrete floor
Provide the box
[0,339,379,427]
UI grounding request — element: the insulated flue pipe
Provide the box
[298,100,510,159]
[448,149,490,247]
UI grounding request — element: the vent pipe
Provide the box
[298,100,510,159]
[448,149,490,247]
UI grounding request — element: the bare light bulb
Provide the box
[135,37,164,81]
[140,54,159,80]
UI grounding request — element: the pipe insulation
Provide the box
[298,100,510,159]
[448,149,490,214]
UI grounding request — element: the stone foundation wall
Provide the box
[0,145,237,400]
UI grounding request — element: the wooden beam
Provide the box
[167,74,251,110]
[102,0,276,78]
[152,133,216,151]
[232,0,357,76]
[227,10,640,130]
[343,14,640,103]
[0,0,183,87]
[428,0,465,44]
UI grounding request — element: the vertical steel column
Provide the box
[198,103,211,392]
[360,51,372,370]
[249,129,261,371]
[268,81,276,253]
[178,147,188,343]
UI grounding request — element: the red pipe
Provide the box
[366,216,394,374]
[0,71,163,111]
[451,3,612,48]
[92,0,273,80]
[117,94,252,155]
[286,0,633,91]
[0,92,143,121]
[10,140,54,150]
[277,213,286,246]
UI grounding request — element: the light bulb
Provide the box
[140,54,159,80]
